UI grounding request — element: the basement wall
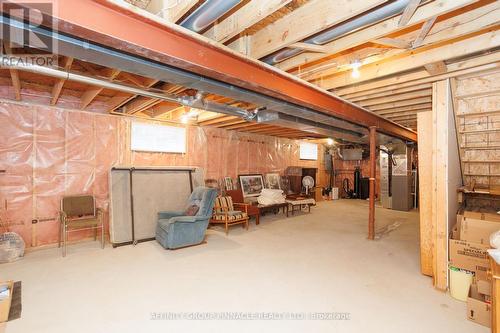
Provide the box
[332,157,381,199]
[0,100,328,248]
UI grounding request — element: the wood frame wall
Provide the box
[419,79,462,290]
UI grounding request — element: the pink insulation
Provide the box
[0,101,323,247]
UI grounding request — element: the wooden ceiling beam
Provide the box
[276,0,478,71]
[204,0,291,43]
[257,129,309,136]
[239,125,280,133]
[121,83,184,114]
[80,68,121,109]
[334,52,500,96]
[148,101,180,118]
[51,56,74,105]
[395,119,417,125]
[317,30,500,90]
[293,1,499,81]
[302,48,401,81]
[412,16,437,47]
[78,61,100,77]
[372,37,411,49]
[196,110,224,122]
[358,89,432,107]
[198,115,239,126]
[386,114,418,120]
[149,0,199,23]
[367,97,432,111]
[424,61,448,75]
[123,96,161,114]
[107,78,159,112]
[216,119,248,128]
[223,123,261,130]
[3,44,21,100]
[345,83,432,102]
[376,110,430,120]
[232,0,386,59]
[289,42,329,53]
[376,103,432,115]
[119,72,147,87]
[399,0,422,27]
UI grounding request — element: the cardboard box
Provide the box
[456,213,463,238]
[467,284,491,328]
[464,211,500,222]
[475,265,489,282]
[451,223,460,240]
[0,281,13,323]
[449,237,490,273]
[477,279,491,297]
[460,217,500,244]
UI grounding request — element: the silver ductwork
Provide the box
[262,0,412,65]
[180,0,242,32]
[257,110,365,143]
[181,92,255,119]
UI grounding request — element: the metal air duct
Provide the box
[262,0,412,65]
[180,0,242,32]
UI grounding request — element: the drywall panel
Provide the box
[418,111,433,276]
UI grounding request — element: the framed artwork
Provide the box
[238,174,264,197]
[265,173,281,190]
[224,177,233,191]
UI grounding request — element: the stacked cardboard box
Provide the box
[449,211,500,327]
[0,281,13,323]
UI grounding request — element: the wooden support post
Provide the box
[368,126,377,240]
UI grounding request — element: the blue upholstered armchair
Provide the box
[156,187,217,249]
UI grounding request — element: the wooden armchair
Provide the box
[210,196,249,235]
[59,195,104,257]
[226,189,261,225]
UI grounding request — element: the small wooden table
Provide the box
[285,197,316,216]
[257,202,288,217]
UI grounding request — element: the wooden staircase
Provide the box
[451,68,500,196]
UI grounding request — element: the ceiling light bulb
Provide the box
[351,59,362,79]
[327,138,334,145]
[181,114,189,124]
[352,68,360,79]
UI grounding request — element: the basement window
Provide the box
[131,122,186,153]
[299,142,318,161]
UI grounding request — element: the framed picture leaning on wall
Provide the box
[265,173,281,190]
[224,177,233,191]
[238,174,264,197]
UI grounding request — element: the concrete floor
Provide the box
[2,200,488,333]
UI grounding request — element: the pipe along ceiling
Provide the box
[262,0,412,65]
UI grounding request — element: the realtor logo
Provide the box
[0,1,57,67]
